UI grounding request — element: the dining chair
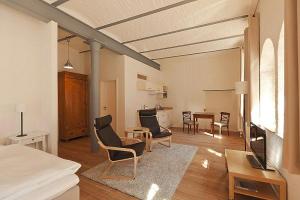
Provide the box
[182,111,199,134]
[213,112,230,135]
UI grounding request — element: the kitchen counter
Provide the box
[137,107,173,112]
[157,107,173,111]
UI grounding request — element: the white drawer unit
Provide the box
[19,135,43,145]
[157,110,172,128]
[8,131,49,151]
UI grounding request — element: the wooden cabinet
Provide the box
[58,71,89,141]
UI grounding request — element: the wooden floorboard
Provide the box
[58,129,257,200]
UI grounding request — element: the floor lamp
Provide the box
[235,81,248,151]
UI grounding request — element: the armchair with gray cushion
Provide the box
[94,115,145,180]
[139,109,172,151]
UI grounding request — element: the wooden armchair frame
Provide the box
[146,126,172,152]
[93,123,143,180]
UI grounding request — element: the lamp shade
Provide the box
[16,104,26,113]
[235,81,248,94]
[64,60,74,69]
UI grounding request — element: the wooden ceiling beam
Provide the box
[152,47,240,60]
[123,15,248,44]
[140,34,244,53]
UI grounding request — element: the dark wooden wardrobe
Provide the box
[58,71,89,140]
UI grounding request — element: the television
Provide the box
[248,122,267,170]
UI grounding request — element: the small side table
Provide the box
[125,127,150,151]
[225,149,286,200]
[8,131,49,151]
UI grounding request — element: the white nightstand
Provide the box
[8,131,49,151]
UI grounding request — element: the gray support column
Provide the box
[89,41,102,152]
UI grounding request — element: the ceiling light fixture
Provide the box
[64,39,74,69]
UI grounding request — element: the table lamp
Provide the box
[235,81,248,151]
[16,104,27,137]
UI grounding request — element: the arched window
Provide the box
[260,39,276,132]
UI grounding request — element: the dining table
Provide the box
[193,112,215,136]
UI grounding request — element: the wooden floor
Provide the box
[59,129,256,200]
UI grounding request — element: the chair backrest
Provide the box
[220,112,230,125]
[139,109,160,137]
[182,111,192,122]
[94,115,122,158]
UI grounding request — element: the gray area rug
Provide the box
[82,143,198,200]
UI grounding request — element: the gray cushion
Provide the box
[95,115,146,161]
[139,109,157,116]
[139,109,161,137]
[95,115,122,158]
[139,109,172,138]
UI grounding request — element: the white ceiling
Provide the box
[53,0,254,60]
[148,36,243,60]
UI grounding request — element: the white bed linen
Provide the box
[0,144,81,199]
[8,174,79,200]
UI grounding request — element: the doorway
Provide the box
[100,80,117,130]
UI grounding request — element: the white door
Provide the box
[100,80,117,130]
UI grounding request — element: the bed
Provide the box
[0,144,81,200]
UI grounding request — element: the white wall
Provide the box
[124,56,162,129]
[257,0,300,199]
[160,49,241,130]
[0,4,58,154]
[99,48,125,135]
[84,48,163,135]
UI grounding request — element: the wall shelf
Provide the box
[203,89,235,92]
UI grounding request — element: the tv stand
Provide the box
[225,149,286,200]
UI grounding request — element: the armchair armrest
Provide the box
[105,146,137,158]
[120,137,142,146]
[160,126,172,133]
